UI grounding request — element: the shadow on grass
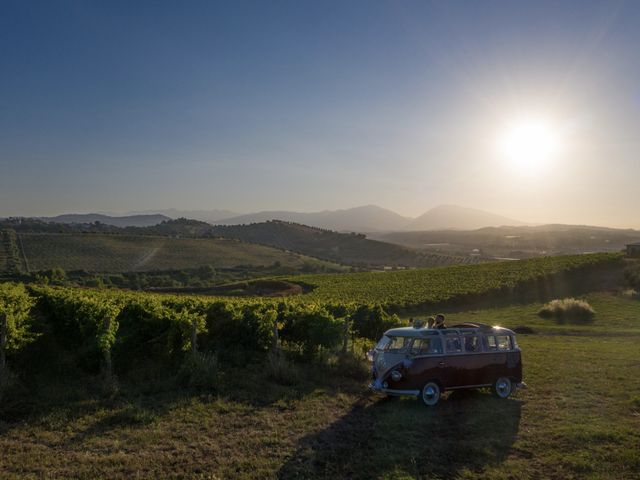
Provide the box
[278,389,522,479]
[0,359,356,443]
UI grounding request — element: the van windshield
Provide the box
[381,336,412,353]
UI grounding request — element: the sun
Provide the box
[498,118,560,174]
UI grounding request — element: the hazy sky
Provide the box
[1,0,639,227]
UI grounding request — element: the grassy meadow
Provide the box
[1,291,638,479]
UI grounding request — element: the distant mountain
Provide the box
[42,213,171,228]
[216,205,411,232]
[129,209,238,224]
[209,220,479,267]
[407,205,525,231]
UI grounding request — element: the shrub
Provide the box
[538,298,596,324]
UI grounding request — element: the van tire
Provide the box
[493,377,513,399]
[420,381,441,406]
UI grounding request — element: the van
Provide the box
[369,322,525,406]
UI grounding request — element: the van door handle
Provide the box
[438,361,445,367]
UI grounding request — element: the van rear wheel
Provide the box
[420,381,441,406]
[493,377,513,399]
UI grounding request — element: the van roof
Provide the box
[384,324,515,338]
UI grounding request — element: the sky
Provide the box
[1,0,639,228]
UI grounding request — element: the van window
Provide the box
[445,336,462,353]
[463,336,480,352]
[410,338,443,356]
[375,336,391,351]
[496,335,512,351]
[484,335,498,351]
[385,336,411,352]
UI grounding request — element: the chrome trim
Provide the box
[444,383,492,390]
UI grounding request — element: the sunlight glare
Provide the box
[498,118,560,175]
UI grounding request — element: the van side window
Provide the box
[484,335,498,351]
[445,336,462,353]
[464,336,480,352]
[496,335,512,351]
[410,338,443,356]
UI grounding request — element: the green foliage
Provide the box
[32,286,122,372]
[538,298,596,324]
[0,283,36,355]
[623,262,640,289]
[351,304,402,341]
[281,305,343,357]
[295,253,621,308]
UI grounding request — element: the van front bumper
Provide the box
[368,382,420,397]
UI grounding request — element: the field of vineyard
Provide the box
[0,253,636,479]
[13,232,342,273]
[1,286,638,479]
[288,252,623,307]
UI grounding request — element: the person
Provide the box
[434,314,447,329]
[427,316,435,329]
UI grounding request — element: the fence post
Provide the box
[191,318,198,357]
[272,321,279,351]
[102,316,112,381]
[342,319,349,355]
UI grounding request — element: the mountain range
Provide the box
[211,204,525,232]
[19,205,526,232]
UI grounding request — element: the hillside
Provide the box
[11,232,341,273]
[406,205,525,231]
[41,213,171,227]
[215,205,411,232]
[208,220,480,268]
[372,224,640,259]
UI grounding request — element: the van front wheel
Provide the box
[493,377,513,399]
[420,381,441,406]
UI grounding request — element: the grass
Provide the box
[14,232,342,273]
[1,291,638,479]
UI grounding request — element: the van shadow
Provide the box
[278,389,522,479]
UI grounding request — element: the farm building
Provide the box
[626,242,640,256]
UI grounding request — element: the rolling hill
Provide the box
[10,232,341,273]
[406,205,526,231]
[208,220,481,267]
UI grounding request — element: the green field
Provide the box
[1,291,638,479]
[15,232,341,273]
[292,253,621,307]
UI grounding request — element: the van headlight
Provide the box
[391,370,402,381]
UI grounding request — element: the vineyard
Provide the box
[13,232,341,273]
[0,252,623,387]
[294,252,622,307]
[0,252,637,479]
